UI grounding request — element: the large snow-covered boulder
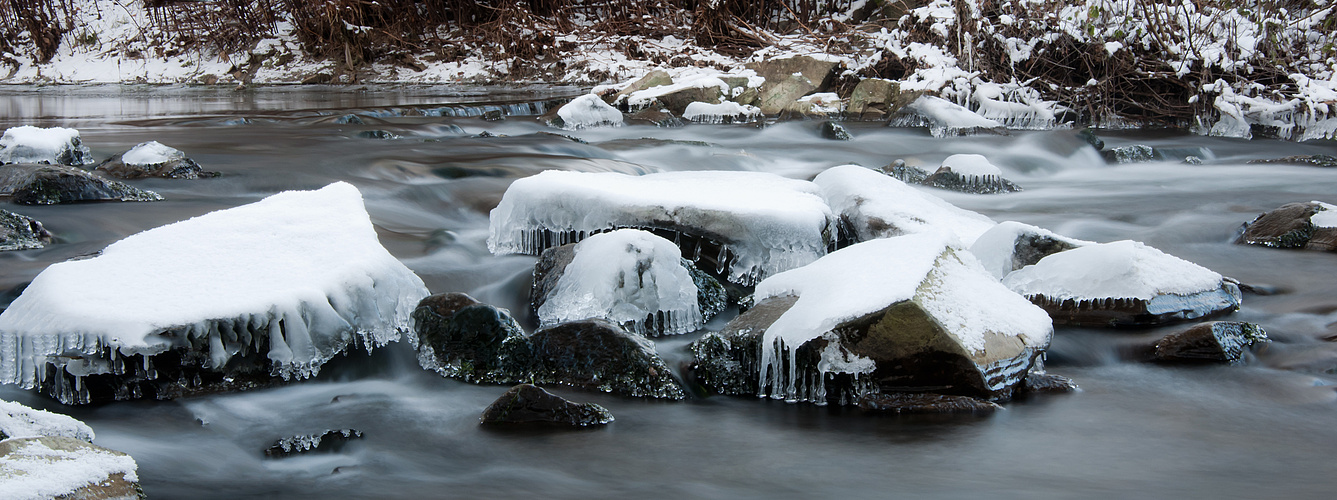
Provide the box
[489,170,837,285]
[532,229,725,336]
[0,182,429,404]
[1236,201,1337,252]
[95,141,219,179]
[969,221,1093,279]
[0,208,52,251]
[1002,240,1242,327]
[692,233,1053,404]
[0,163,163,205]
[0,126,94,166]
[814,165,997,246]
[0,399,94,441]
[0,436,143,500]
[888,96,1007,137]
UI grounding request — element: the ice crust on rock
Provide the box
[0,126,93,166]
[0,182,429,401]
[683,101,762,124]
[888,96,1006,137]
[970,221,1093,279]
[1002,240,1227,302]
[555,94,624,130]
[489,170,836,285]
[1311,201,1337,228]
[120,141,182,165]
[0,399,94,441]
[538,229,704,336]
[814,165,996,246]
[752,233,1052,403]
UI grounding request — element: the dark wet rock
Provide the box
[1153,321,1268,364]
[629,108,685,128]
[412,292,535,384]
[0,208,52,251]
[1076,128,1104,150]
[612,70,673,107]
[0,436,145,500]
[857,392,1002,414]
[1102,144,1156,163]
[1246,154,1337,168]
[481,109,505,121]
[689,295,798,398]
[0,163,163,205]
[264,429,364,458]
[846,78,914,121]
[1236,202,1337,252]
[1023,287,1241,328]
[1022,372,1079,393]
[357,130,399,140]
[479,383,613,427]
[530,319,685,399]
[819,121,852,141]
[879,160,930,184]
[94,141,220,180]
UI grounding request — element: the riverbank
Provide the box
[2,1,1335,140]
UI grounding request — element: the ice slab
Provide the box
[814,164,996,246]
[120,141,183,166]
[0,182,429,402]
[683,101,762,124]
[555,94,624,130]
[888,96,1005,137]
[489,170,836,285]
[0,126,93,166]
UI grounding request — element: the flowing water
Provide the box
[2,85,1336,499]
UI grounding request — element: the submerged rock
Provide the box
[1245,154,1337,168]
[357,130,399,140]
[0,163,163,205]
[818,121,852,141]
[264,429,363,458]
[0,436,143,500]
[1236,201,1337,252]
[888,96,1007,137]
[480,384,613,427]
[0,126,94,166]
[815,164,997,246]
[531,230,726,336]
[412,293,534,384]
[1153,321,1268,364]
[95,141,220,179]
[693,233,1053,404]
[970,221,1092,279]
[857,392,1003,414]
[1102,144,1157,163]
[919,154,1022,194]
[1022,372,1080,394]
[1003,240,1242,327]
[0,208,52,251]
[529,319,685,399]
[0,182,429,404]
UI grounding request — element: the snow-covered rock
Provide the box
[489,170,837,285]
[970,221,1093,279]
[0,163,163,205]
[0,436,142,500]
[532,229,725,336]
[95,141,219,180]
[0,209,52,252]
[818,121,852,140]
[1236,201,1337,252]
[693,233,1053,404]
[0,182,429,404]
[682,101,762,124]
[1003,240,1242,327]
[920,154,1022,193]
[549,94,624,130]
[888,96,1007,137]
[623,74,729,114]
[0,126,93,166]
[814,164,997,246]
[0,399,94,441]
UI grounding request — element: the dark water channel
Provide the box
[2,85,1336,499]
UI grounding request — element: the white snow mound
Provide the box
[0,126,92,166]
[121,141,185,166]
[0,182,429,389]
[1002,240,1224,301]
[889,96,1004,137]
[0,437,139,500]
[538,229,702,335]
[939,154,1003,178]
[814,164,996,246]
[969,221,1094,279]
[556,94,624,130]
[489,170,835,285]
[1311,201,1337,228]
[0,400,94,441]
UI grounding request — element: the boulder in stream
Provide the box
[0,436,144,500]
[969,221,1093,279]
[692,233,1053,404]
[1236,201,1337,252]
[818,121,852,141]
[529,319,685,400]
[543,94,624,130]
[815,164,997,246]
[412,293,534,384]
[1153,321,1268,364]
[0,208,52,251]
[1002,240,1242,327]
[919,154,1022,194]
[0,182,429,404]
[95,141,220,179]
[0,163,163,205]
[480,383,613,427]
[0,126,94,166]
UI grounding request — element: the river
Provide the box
[2,85,1336,499]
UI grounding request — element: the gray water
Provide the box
[2,85,1336,499]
